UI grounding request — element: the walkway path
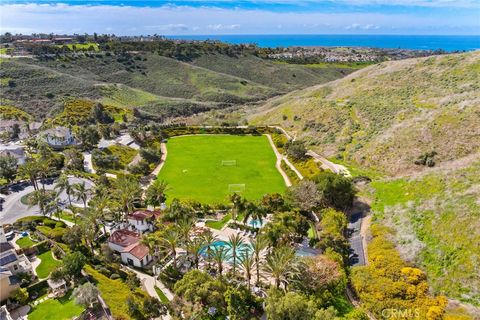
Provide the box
[306,150,351,177]
[126,267,173,320]
[265,134,292,187]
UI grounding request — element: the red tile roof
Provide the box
[123,242,150,260]
[108,229,140,247]
[127,210,162,221]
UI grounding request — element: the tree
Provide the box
[285,140,307,161]
[91,103,114,124]
[241,201,266,227]
[73,282,99,308]
[211,245,229,275]
[11,287,29,305]
[228,233,244,276]
[125,273,141,291]
[261,193,286,213]
[313,172,355,210]
[250,237,267,285]
[316,208,349,257]
[19,159,41,190]
[239,251,255,290]
[62,252,86,280]
[73,181,90,209]
[160,226,180,267]
[262,212,309,247]
[142,296,167,318]
[145,180,169,208]
[265,289,337,320]
[186,237,207,269]
[76,125,100,150]
[114,175,141,216]
[62,225,84,250]
[0,155,18,183]
[263,246,299,290]
[55,175,73,207]
[224,285,259,320]
[230,193,245,221]
[64,148,85,171]
[286,180,321,211]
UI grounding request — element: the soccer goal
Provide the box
[221,160,237,166]
[228,184,245,193]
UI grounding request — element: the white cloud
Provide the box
[207,24,241,31]
[0,3,477,35]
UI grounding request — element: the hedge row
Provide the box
[161,126,278,138]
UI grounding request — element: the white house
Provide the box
[126,210,162,234]
[40,126,75,149]
[0,144,26,165]
[108,229,152,268]
[0,229,33,276]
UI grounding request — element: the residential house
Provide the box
[108,229,152,268]
[126,210,161,234]
[0,145,26,165]
[0,305,14,320]
[40,126,75,149]
[0,268,20,303]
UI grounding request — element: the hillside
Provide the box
[0,52,353,120]
[251,51,480,176]
[251,51,480,307]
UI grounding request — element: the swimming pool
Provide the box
[247,218,266,228]
[201,240,254,264]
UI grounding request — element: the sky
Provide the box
[0,1,479,35]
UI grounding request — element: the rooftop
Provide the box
[127,210,162,221]
[123,242,150,260]
[108,229,140,248]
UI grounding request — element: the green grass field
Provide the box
[158,135,286,204]
[28,291,84,320]
[16,236,35,248]
[35,250,62,279]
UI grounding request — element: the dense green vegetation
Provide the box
[158,135,286,203]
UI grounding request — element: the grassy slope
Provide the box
[251,51,480,176]
[1,52,354,119]
[35,250,62,279]
[251,52,480,306]
[158,135,286,204]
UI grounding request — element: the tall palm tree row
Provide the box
[250,237,267,285]
[228,233,244,276]
[263,246,300,291]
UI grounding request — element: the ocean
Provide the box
[167,34,480,52]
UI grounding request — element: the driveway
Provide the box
[0,177,94,225]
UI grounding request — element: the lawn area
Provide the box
[15,236,35,248]
[205,213,232,230]
[58,211,75,223]
[28,291,84,320]
[158,135,286,204]
[35,250,62,279]
[84,265,147,320]
[154,286,170,303]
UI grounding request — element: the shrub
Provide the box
[110,273,121,280]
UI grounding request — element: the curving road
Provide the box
[0,177,94,225]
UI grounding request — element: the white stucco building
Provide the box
[108,229,152,268]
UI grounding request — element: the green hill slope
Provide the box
[1,52,354,119]
[251,51,480,306]
[252,51,480,176]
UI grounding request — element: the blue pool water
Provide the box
[248,218,265,229]
[201,240,253,263]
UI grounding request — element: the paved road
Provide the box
[348,212,365,266]
[0,177,94,225]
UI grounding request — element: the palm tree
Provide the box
[250,237,267,285]
[30,189,50,216]
[67,204,79,224]
[202,232,218,270]
[160,227,180,267]
[239,251,255,290]
[211,246,229,275]
[145,180,169,208]
[177,218,194,245]
[73,182,90,210]
[142,233,160,261]
[115,176,141,217]
[228,233,244,276]
[263,246,299,290]
[186,237,207,269]
[230,193,245,221]
[242,201,266,227]
[55,175,73,207]
[90,189,110,236]
[19,159,40,191]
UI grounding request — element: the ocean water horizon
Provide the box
[167,34,480,52]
